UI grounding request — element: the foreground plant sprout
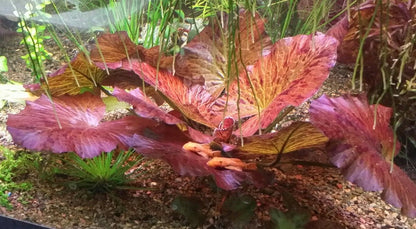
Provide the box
[7,9,416,218]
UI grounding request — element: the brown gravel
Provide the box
[1,31,416,229]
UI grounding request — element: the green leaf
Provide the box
[269,190,310,229]
[222,193,256,228]
[171,195,205,226]
[175,9,185,19]
[0,56,8,72]
[102,96,130,112]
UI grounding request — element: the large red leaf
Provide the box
[310,94,416,217]
[227,33,338,136]
[7,93,150,158]
[91,11,271,98]
[124,33,338,132]
[121,59,227,128]
[172,10,272,96]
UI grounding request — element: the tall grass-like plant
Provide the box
[56,149,144,193]
[105,0,146,44]
[259,0,336,41]
[13,0,53,82]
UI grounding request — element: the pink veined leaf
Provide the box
[225,33,338,136]
[310,94,416,217]
[112,87,182,124]
[7,93,154,158]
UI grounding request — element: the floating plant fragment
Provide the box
[310,94,416,217]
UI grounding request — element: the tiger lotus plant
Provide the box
[7,10,337,190]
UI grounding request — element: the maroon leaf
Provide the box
[112,87,182,124]
[126,33,338,134]
[100,69,144,90]
[310,94,416,217]
[7,93,149,158]
[226,33,338,136]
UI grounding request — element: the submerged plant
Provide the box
[8,10,335,190]
[56,149,143,193]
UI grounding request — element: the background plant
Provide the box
[13,0,52,83]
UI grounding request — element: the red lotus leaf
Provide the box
[90,31,139,69]
[171,10,272,96]
[112,87,182,124]
[310,94,416,217]
[122,33,337,133]
[121,59,226,128]
[226,33,338,136]
[27,51,144,96]
[7,93,152,158]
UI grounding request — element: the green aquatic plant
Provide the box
[55,149,144,193]
[0,56,8,83]
[0,147,41,209]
